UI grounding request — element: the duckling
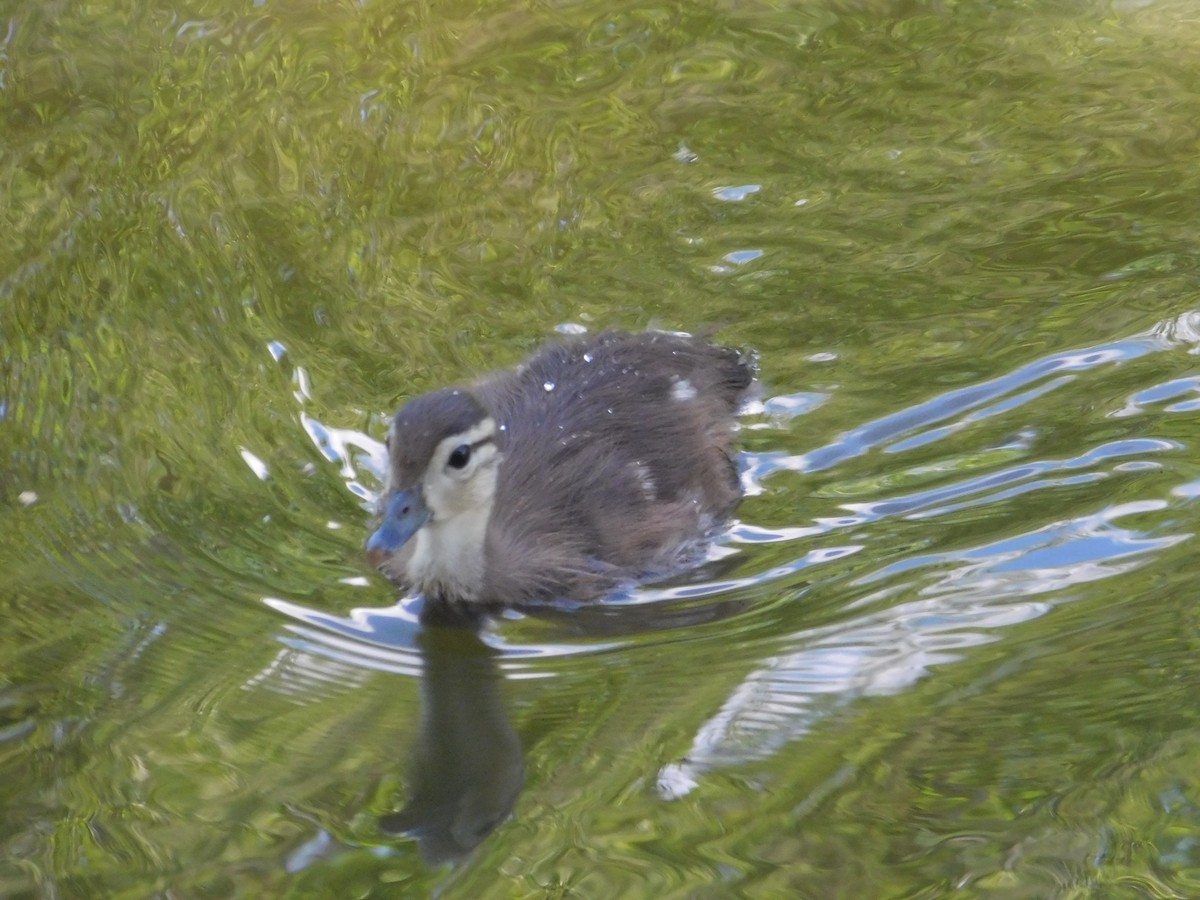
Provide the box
[366,329,754,608]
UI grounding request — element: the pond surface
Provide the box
[5,0,1200,896]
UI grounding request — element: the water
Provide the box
[4,0,1200,896]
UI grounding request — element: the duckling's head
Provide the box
[366,388,502,599]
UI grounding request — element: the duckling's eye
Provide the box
[447,444,472,470]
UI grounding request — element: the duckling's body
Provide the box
[367,330,754,608]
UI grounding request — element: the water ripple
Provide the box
[660,500,1190,799]
[261,310,1200,764]
[797,316,1196,475]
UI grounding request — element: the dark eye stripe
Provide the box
[468,435,494,453]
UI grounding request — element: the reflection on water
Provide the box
[256,310,1200,862]
[246,623,522,870]
[378,627,523,867]
[7,0,1200,891]
[660,498,1189,799]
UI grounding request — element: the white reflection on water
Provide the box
[268,342,389,506]
[238,447,270,480]
[257,313,1200,777]
[774,311,1200,479]
[244,644,375,701]
[660,500,1190,799]
[659,310,1200,798]
[259,594,622,687]
[299,411,386,505]
[261,596,424,676]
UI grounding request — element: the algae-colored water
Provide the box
[5,0,1200,896]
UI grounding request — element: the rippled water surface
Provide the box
[5,0,1200,896]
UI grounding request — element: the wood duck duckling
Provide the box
[366,329,754,609]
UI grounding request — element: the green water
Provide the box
[5,0,1200,896]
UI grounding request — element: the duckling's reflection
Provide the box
[379,621,522,867]
[268,575,753,864]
